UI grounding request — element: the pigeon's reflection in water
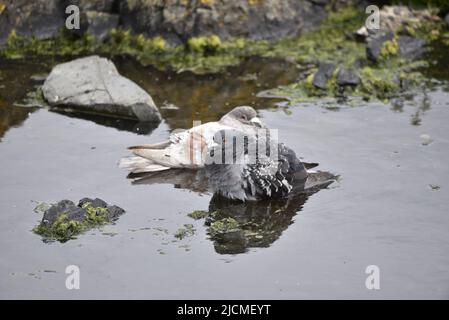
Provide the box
[206,192,310,254]
[128,170,336,254]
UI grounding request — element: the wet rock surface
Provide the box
[35,197,125,242]
[42,55,161,122]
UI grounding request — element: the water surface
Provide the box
[0,53,448,299]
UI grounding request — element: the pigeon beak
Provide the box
[250,117,262,128]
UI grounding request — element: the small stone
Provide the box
[312,62,336,89]
[336,68,360,86]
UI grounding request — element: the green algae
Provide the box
[33,213,85,242]
[380,38,399,59]
[33,201,117,242]
[187,210,209,220]
[174,224,195,240]
[208,217,240,236]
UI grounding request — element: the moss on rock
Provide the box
[33,199,125,242]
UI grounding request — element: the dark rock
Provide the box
[42,198,125,225]
[90,198,108,208]
[78,197,107,208]
[0,0,65,45]
[83,11,119,41]
[78,197,94,207]
[75,0,116,13]
[366,32,426,62]
[309,0,330,4]
[66,206,87,222]
[107,205,125,220]
[42,56,161,122]
[445,13,449,27]
[42,200,76,225]
[337,68,360,86]
[366,32,394,62]
[312,62,336,89]
[397,36,426,59]
[119,0,328,44]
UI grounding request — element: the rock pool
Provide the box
[0,53,448,298]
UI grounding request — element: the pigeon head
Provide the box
[220,106,264,129]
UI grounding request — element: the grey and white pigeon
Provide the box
[205,129,311,201]
[119,106,264,173]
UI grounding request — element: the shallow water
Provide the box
[0,54,449,299]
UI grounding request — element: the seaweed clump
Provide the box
[174,224,195,240]
[33,198,125,242]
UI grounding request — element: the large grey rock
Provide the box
[42,56,161,122]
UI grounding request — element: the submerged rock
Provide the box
[34,197,125,242]
[42,56,161,122]
[312,62,336,89]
